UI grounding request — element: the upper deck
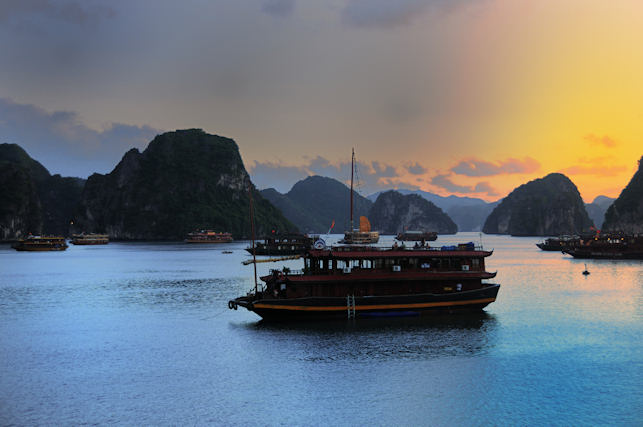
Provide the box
[307,243,492,260]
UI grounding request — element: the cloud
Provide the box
[473,181,499,196]
[0,0,115,25]
[248,161,308,193]
[430,173,473,193]
[450,157,540,177]
[0,97,160,177]
[560,157,627,177]
[341,0,471,29]
[261,0,295,17]
[249,155,417,194]
[406,162,427,175]
[372,161,397,177]
[584,134,617,148]
[430,173,498,196]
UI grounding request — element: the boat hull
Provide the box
[12,245,68,251]
[232,284,500,321]
[564,249,643,260]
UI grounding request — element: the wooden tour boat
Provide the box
[563,233,643,259]
[229,241,500,321]
[12,235,68,252]
[185,230,233,243]
[340,216,380,244]
[536,235,582,251]
[396,230,438,242]
[339,148,379,244]
[70,233,109,245]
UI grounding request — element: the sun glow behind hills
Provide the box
[0,0,641,202]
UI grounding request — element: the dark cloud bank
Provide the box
[0,97,160,177]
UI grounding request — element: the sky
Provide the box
[1,0,641,202]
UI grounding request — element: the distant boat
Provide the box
[70,233,109,245]
[396,230,438,242]
[536,235,582,251]
[12,235,68,252]
[339,148,379,244]
[563,233,643,259]
[340,216,380,244]
[185,230,233,243]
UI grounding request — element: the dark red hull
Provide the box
[231,284,499,321]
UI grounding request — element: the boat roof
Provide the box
[307,247,493,258]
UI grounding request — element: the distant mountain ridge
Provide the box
[369,191,457,234]
[482,173,593,236]
[260,175,372,234]
[585,195,615,229]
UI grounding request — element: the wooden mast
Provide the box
[248,181,258,293]
[350,147,354,232]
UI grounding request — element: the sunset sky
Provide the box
[1,0,641,202]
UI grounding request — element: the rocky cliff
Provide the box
[482,173,593,236]
[0,143,84,240]
[369,191,457,234]
[368,189,498,231]
[603,156,643,233]
[75,129,294,240]
[260,176,373,233]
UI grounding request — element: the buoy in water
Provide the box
[582,264,590,275]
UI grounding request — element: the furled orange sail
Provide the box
[359,216,371,232]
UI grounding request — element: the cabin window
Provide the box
[336,260,347,269]
[363,259,372,269]
[318,260,324,270]
[305,259,311,270]
[328,260,334,270]
[385,258,394,267]
[472,259,480,269]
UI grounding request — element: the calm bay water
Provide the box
[1,233,641,426]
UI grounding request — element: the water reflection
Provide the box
[239,312,499,361]
[115,277,243,309]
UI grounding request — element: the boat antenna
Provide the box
[350,147,354,232]
[248,181,258,293]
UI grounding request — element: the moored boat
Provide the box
[339,149,379,244]
[563,234,643,259]
[536,235,581,251]
[70,233,109,245]
[11,235,68,251]
[229,242,500,321]
[340,216,380,244]
[396,230,438,242]
[185,230,233,243]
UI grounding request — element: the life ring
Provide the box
[228,301,234,310]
